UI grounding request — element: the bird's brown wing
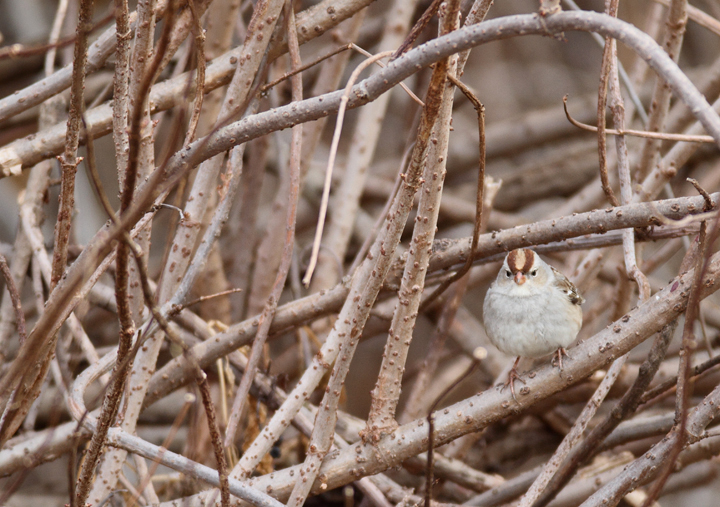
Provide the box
[550,266,584,306]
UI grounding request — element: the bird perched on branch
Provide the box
[483,248,583,400]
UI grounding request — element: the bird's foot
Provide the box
[500,357,525,402]
[551,347,569,371]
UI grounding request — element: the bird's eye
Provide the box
[505,270,512,278]
[530,268,538,277]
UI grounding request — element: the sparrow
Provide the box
[483,248,583,399]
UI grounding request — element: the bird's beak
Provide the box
[514,272,526,285]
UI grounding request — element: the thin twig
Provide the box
[6,12,720,180]
[124,0,174,216]
[184,0,206,146]
[112,0,131,187]
[44,0,70,76]
[260,43,353,93]
[426,357,481,506]
[246,11,363,311]
[563,95,714,142]
[652,0,720,36]
[82,117,117,220]
[261,12,457,505]
[50,0,95,288]
[143,192,718,411]
[606,16,652,302]
[419,75,485,311]
[197,373,230,507]
[186,251,720,502]
[0,12,114,61]
[0,256,26,345]
[687,178,715,210]
[641,218,715,506]
[640,351,720,406]
[364,0,461,441]
[180,289,244,310]
[302,50,395,287]
[520,352,627,506]
[350,43,424,106]
[596,11,620,207]
[80,0,174,500]
[125,235,231,507]
[581,382,720,506]
[531,321,677,507]
[223,0,304,447]
[309,0,420,294]
[0,0,366,126]
[393,0,442,58]
[635,0,688,182]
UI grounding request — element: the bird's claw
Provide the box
[552,347,569,371]
[500,366,526,402]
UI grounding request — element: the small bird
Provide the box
[483,248,583,399]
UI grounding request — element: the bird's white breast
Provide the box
[483,284,582,358]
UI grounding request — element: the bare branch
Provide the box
[50,0,95,288]
[204,251,720,502]
[0,256,26,345]
[563,95,715,143]
[635,0,688,182]
[224,0,304,447]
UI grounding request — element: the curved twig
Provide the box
[563,95,714,143]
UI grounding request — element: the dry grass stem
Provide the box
[302,49,394,287]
